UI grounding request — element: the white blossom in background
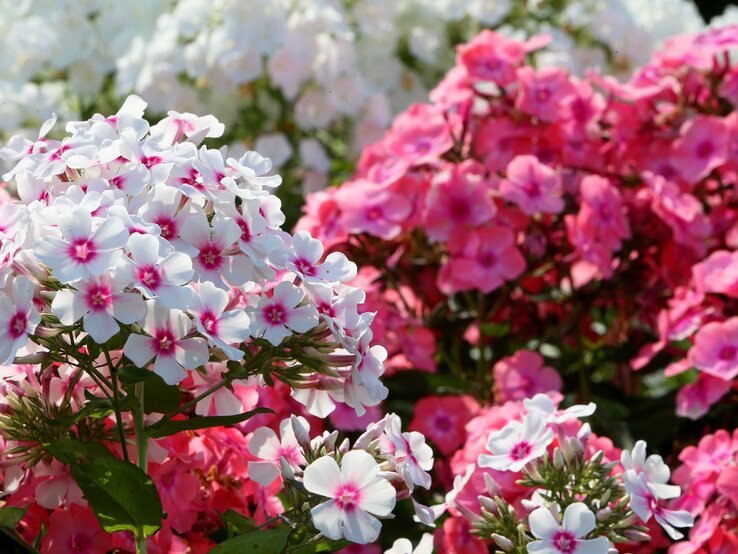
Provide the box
[0,0,705,191]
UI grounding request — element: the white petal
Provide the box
[303,456,342,498]
[93,216,128,251]
[562,502,596,538]
[127,233,159,266]
[310,500,344,541]
[575,536,612,554]
[247,461,280,487]
[175,338,208,370]
[286,305,318,333]
[248,427,281,459]
[160,251,193,285]
[51,290,87,325]
[153,354,187,385]
[342,507,382,544]
[113,293,146,324]
[357,477,396,516]
[84,312,120,344]
[528,505,560,540]
[123,334,155,367]
[341,450,381,490]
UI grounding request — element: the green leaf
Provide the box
[221,509,256,537]
[123,372,182,414]
[71,458,163,539]
[289,539,350,553]
[0,506,27,529]
[147,408,273,438]
[118,365,153,385]
[44,438,115,464]
[210,528,290,554]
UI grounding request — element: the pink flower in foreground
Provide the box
[673,115,730,184]
[676,373,732,420]
[303,450,396,544]
[500,155,563,215]
[493,350,562,403]
[336,179,413,240]
[516,67,576,123]
[478,412,553,472]
[250,281,319,346]
[40,504,113,554]
[688,317,738,381]
[692,250,738,298]
[528,503,611,554]
[123,300,209,384]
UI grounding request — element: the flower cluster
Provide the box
[441,395,692,553]
[298,24,738,551]
[0,98,414,551]
[249,413,434,545]
[1,0,703,207]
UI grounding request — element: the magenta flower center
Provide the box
[154,329,176,355]
[523,180,542,198]
[334,483,361,510]
[535,88,552,104]
[265,304,286,325]
[293,258,317,277]
[7,312,27,339]
[85,283,113,312]
[154,217,176,240]
[510,441,532,461]
[142,155,162,168]
[479,251,497,268]
[68,238,97,262]
[434,414,452,432]
[552,530,577,554]
[695,140,714,159]
[137,265,162,290]
[719,345,737,361]
[365,206,383,221]
[198,243,223,269]
[449,198,470,220]
[237,218,252,243]
[200,310,219,335]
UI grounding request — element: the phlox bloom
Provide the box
[478,412,553,472]
[0,276,40,364]
[303,450,396,544]
[527,502,611,554]
[250,281,318,346]
[688,317,738,381]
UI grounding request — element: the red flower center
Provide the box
[68,238,97,263]
[7,312,27,339]
[510,441,532,461]
[137,265,162,290]
[552,530,577,554]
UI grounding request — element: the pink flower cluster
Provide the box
[298,25,738,551]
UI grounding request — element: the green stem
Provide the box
[134,382,148,554]
[105,349,130,464]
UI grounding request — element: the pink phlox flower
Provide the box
[33,459,85,509]
[577,175,630,251]
[189,281,251,360]
[673,115,730,184]
[423,161,496,241]
[500,155,564,215]
[383,413,434,491]
[50,269,146,344]
[478,412,553,472]
[123,300,209,385]
[126,232,194,309]
[688,317,738,381]
[336,179,413,240]
[527,502,611,554]
[34,208,129,284]
[248,416,309,487]
[250,281,319,346]
[457,30,533,87]
[303,450,396,544]
[692,250,738,298]
[523,393,596,424]
[0,275,41,364]
[623,470,694,540]
[440,226,526,294]
[676,373,732,420]
[515,66,576,123]
[385,104,454,166]
[494,350,563,403]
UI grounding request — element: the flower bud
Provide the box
[290,415,311,452]
[491,533,514,552]
[553,447,565,469]
[279,457,295,481]
[596,507,612,521]
[624,530,652,542]
[478,495,498,514]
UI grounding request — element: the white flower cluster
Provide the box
[1,0,703,191]
[0,95,388,418]
[248,413,435,544]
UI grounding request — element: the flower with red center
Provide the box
[493,350,563,403]
[673,115,730,184]
[303,450,396,544]
[179,209,251,290]
[40,504,113,554]
[623,470,694,540]
[285,230,357,285]
[0,275,41,364]
[51,271,146,344]
[127,233,193,309]
[688,317,738,381]
[250,281,318,346]
[189,281,251,360]
[410,396,479,456]
[528,503,611,554]
[516,66,576,123]
[478,412,553,472]
[35,209,128,284]
[384,414,434,491]
[500,155,563,215]
[123,300,209,384]
[248,416,310,487]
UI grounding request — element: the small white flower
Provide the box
[385,533,434,554]
[250,281,318,346]
[524,393,596,424]
[622,470,693,540]
[0,276,41,364]
[189,281,251,360]
[303,450,396,544]
[527,502,611,554]
[478,412,553,472]
[620,440,681,500]
[248,416,309,487]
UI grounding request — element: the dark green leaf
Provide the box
[289,539,350,553]
[118,365,153,385]
[71,458,163,539]
[0,506,27,529]
[44,438,115,464]
[221,509,256,537]
[210,528,290,554]
[85,337,101,360]
[147,408,273,438]
[123,372,182,414]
